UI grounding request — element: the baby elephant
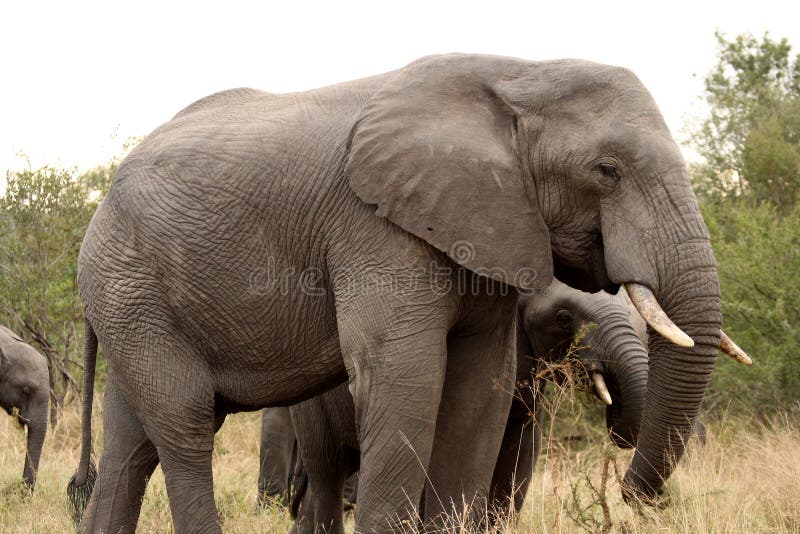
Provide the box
[0,325,49,490]
[258,396,359,531]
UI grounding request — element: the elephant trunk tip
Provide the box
[67,459,97,523]
[621,470,665,507]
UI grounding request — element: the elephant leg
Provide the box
[335,291,450,533]
[488,380,545,523]
[488,407,534,521]
[78,375,159,534]
[290,393,351,534]
[309,469,347,534]
[423,301,517,530]
[258,407,295,508]
[123,339,219,534]
[153,401,217,531]
[343,472,358,511]
[290,486,315,534]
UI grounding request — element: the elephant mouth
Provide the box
[7,407,31,427]
[552,235,618,294]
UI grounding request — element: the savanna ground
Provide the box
[2,385,798,534]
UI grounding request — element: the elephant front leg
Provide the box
[488,379,546,523]
[335,291,451,533]
[423,298,518,530]
[258,407,295,508]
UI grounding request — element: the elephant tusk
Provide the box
[624,283,694,348]
[720,330,752,365]
[592,372,613,405]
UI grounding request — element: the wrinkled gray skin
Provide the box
[492,283,710,516]
[0,325,49,490]
[70,54,722,533]
[620,296,708,447]
[257,408,296,507]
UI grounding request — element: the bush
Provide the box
[703,201,800,413]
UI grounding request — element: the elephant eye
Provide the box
[555,309,572,327]
[598,163,621,182]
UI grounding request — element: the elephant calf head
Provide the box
[518,279,649,448]
[518,280,751,451]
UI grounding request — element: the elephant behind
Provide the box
[0,325,49,491]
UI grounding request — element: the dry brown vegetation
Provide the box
[2,391,799,533]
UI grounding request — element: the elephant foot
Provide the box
[621,478,669,509]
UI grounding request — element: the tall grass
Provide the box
[1,397,798,533]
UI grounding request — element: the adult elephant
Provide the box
[68,54,743,532]
[0,325,49,491]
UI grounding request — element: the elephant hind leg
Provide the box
[78,376,159,534]
[140,361,219,533]
[258,407,295,508]
[107,332,221,534]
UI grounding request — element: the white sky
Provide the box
[1,0,799,180]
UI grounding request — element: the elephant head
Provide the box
[520,279,649,449]
[0,325,49,490]
[346,54,749,498]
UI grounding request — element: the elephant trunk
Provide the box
[22,394,48,489]
[583,310,649,449]
[622,240,721,499]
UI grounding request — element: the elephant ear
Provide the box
[345,54,552,290]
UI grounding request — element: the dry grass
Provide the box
[1,396,799,533]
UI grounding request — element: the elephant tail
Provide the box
[290,464,309,519]
[66,320,99,522]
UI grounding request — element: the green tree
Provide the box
[703,201,800,412]
[0,162,113,423]
[691,32,800,213]
[689,33,800,413]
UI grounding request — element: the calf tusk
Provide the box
[624,283,694,348]
[720,330,752,365]
[592,372,613,405]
